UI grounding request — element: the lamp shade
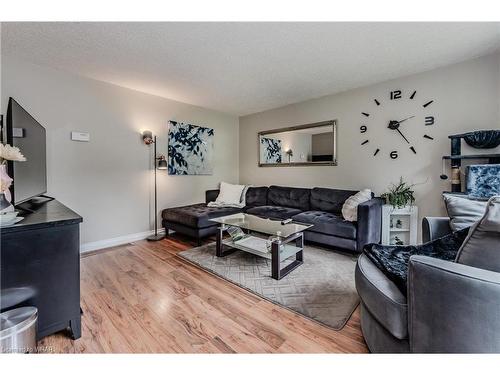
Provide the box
[142,130,154,145]
[157,156,168,170]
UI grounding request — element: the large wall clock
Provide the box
[360,90,435,159]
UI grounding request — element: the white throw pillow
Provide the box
[240,185,251,206]
[215,182,246,206]
[342,189,372,222]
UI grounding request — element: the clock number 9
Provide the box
[360,125,367,133]
[390,151,398,159]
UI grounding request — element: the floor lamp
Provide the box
[143,130,167,241]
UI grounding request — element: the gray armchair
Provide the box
[356,217,500,353]
[422,216,452,242]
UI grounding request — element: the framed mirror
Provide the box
[258,120,337,167]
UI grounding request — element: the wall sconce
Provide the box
[142,130,154,145]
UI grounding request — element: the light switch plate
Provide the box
[71,131,90,142]
[13,127,25,138]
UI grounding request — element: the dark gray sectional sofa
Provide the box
[162,185,383,253]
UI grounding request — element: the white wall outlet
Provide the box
[71,131,90,142]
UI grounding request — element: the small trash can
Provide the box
[0,307,38,354]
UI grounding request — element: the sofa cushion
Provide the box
[456,196,500,272]
[268,185,311,211]
[245,205,302,220]
[341,189,372,221]
[304,231,357,252]
[355,254,408,339]
[162,203,242,229]
[245,186,268,207]
[443,193,487,231]
[211,181,246,207]
[466,164,500,200]
[310,187,358,214]
[292,211,357,239]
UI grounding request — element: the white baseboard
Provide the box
[81,228,166,253]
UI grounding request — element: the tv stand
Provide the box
[0,199,82,340]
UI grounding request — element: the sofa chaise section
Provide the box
[162,187,266,245]
[162,203,242,245]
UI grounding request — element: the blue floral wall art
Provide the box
[260,137,282,164]
[168,120,214,175]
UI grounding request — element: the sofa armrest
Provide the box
[408,255,500,353]
[422,217,451,243]
[205,189,220,204]
[356,197,384,252]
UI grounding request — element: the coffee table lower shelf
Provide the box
[215,229,304,280]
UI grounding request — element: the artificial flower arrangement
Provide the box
[0,143,26,204]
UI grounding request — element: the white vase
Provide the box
[0,192,14,213]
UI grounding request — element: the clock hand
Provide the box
[396,128,410,144]
[397,115,415,125]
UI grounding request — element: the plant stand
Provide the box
[381,205,418,246]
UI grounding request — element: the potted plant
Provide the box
[381,177,415,209]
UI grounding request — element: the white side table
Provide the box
[381,205,418,246]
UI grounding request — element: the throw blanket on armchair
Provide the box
[363,228,469,295]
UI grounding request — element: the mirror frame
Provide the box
[258,119,337,167]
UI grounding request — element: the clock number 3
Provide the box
[390,90,402,100]
[360,125,367,133]
[425,116,435,126]
[390,151,398,159]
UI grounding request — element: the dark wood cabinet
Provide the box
[1,199,82,340]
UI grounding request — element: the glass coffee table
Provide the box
[210,213,313,280]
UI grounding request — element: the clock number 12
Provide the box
[390,90,402,100]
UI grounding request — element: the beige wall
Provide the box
[1,57,239,249]
[240,53,500,233]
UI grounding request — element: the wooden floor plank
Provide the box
[40,234,368,353]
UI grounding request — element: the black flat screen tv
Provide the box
[6,98,47,205]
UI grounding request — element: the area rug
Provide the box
[178,243,359,330]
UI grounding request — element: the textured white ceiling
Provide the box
[3,22,500,115]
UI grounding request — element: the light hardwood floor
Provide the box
[39,234,368,353]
